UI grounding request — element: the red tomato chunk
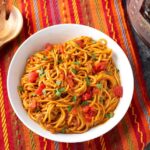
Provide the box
[28,71,39,83]
[113,85,123,97]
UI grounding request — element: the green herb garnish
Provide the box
[55,87,65,97]
[96,83,102,89]
[61,127,66,133]
[42,55,48,60]
[99,97,104,104]
[35,107,40,112]
[67,105,72,112]
[72,96,77,102]
[105,112,114,118]
[17,86,24,92]
[71,68,78,74]
[81,101,89,106]
[85,76,90,86]
[58,87,65,92]
[91,53,97,60]
[58,59,63,64]
[55,89,61,97]
[38,67,44,77]
[42,89,46,95]
[105,71,112,75]
[74,61,80,65]
[31,93,36,97]
[116,69,119,73]
[56,80,62,86]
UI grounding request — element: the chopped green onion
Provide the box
[74,61,80,65]
[85,76,90,86]
[96,83,102,89]
[35,107,40,112]
[56,80,62,86]
[91,53,97,60]
[55,87,65,97]
[116,69,119,73]
[38,67,44,77]
[31,93,36,97]
[67,105,72,112]
[58,87,65,92]
[61,127,66,133]
[99,97,104,104]
[42,89,47,95]
[81,101,89,106]
[105,112,114,118]
[55,89,61,97]
[17,86,24,92]
[71,68,78,74]
[105,71,112,75]
[42,55,48,60]
[58,59,63,64]
[72,96,77,102]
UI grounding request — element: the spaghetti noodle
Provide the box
[18,36,123,133]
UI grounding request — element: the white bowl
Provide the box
[7,24,134,143]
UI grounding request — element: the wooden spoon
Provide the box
[0,4,23,48]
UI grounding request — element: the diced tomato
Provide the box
[76,40,84,48]
[92,87,99,94]
[82,106,90,113]
[60,72,65,80]
[93,61,107,74]
[113,85,123,97]
[58,45,64,54]
[45,43,53,51]
[88,109,96,117]
[66,78,74,88]
[28,71,39,83]
[71,108,77,115]
[85,114,92,122]
[81,92,92,101]
[29,99,37,110]
[28,56,34,62]
[35,83,45,95]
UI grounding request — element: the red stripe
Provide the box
[107,1,124,50]
[46,139,52,149]
[67,0,75,23]
[128,95,147,146]
[45,0,53,25]
[103,126,123,150]
[76,142,84,150]
[39,136,45,150]
[75,0,84,24]
[94,137,102,150]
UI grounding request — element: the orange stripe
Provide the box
[36,0,44,28]
[22,125,32,149]
[72,0,80,24]
[0,70,9,150]
[58,0,69,23]
[29,0,37,32]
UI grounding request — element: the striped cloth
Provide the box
[0,0,150,150]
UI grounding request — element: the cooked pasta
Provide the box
[18,36,123,134]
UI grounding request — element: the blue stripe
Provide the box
[114,0,150,128]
